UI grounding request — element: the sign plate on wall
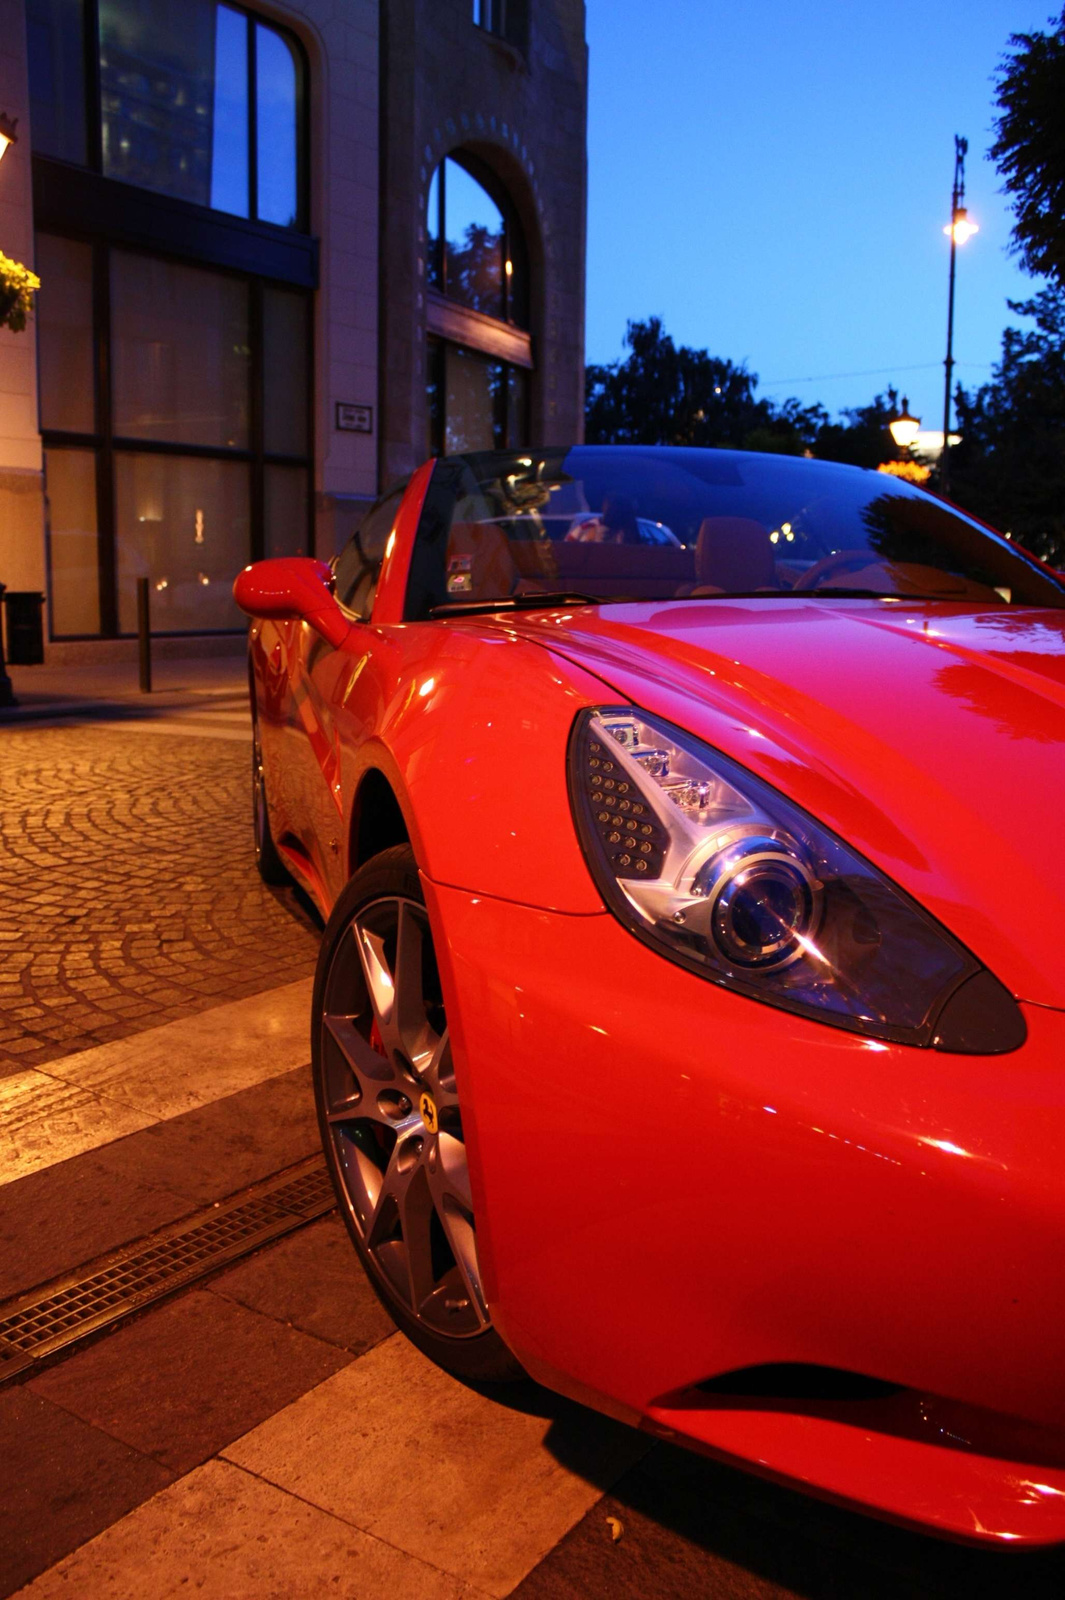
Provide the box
[336,403,373,434]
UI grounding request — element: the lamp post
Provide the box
[940,135,978,495]
[889,398,921,453]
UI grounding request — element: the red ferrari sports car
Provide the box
[235,446,1065,1548]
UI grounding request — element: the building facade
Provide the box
[0,0,587,656]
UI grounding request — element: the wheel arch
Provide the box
[346,762,413,879]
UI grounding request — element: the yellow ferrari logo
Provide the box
[419,1091,438,1134]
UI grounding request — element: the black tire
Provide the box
[312,844,523,1383]
[252,718,289,885]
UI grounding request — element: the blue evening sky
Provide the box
[584,1,1053,429]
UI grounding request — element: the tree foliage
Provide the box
[991,9,1065,286]
[951,285,1065,562]
[585,317,904,469]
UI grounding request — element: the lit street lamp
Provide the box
[941,135,977,495]
[889,398,921,452]
[0,112,17,164]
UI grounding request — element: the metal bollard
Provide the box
[137,576,151,694]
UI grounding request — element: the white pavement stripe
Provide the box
[9,717,250,740]
[91,719,250,741]
[0,978,313,1186]
[223,1333,648,1597]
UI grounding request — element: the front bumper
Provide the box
[425,878,1065,1546]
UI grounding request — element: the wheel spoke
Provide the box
[366,1129,436,1314]
[419,1032,459,1111]
[394,902,440,1075]
[322,1010,404,1122]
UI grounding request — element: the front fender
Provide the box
[336,624,614,915]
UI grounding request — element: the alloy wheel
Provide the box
[319,894,487,1338]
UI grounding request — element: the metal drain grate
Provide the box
[0,1155,335,1384]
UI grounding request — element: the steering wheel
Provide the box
[792,549,881,591]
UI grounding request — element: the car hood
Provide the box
[508,599,1065,1010]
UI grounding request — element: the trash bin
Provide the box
[3,590,45,665]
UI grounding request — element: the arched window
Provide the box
[425,154,532,457]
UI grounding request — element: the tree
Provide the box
[951,285,1065,562]
[991,9,1065,286]
[585,317,826,454]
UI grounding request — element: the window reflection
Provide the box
[110,252,250,448]
[26,0,87,164]
[32,0,304,229]
[428,337,529,455]
[427,156,527,328]
[256,24,299,227]
[264,465,308,559]
[445,161,504,321]
[36,235,95,434]
[115,453,248,631]
[100,0,220,208]
[45,449,100,636]
[210,5,249,217]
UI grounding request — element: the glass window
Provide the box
[38,233,312,640]
[210,5,250,217]
[427,337,528,456]
[427,165,442,286]
[115,452,248,631]
[32,0,304,229]
[472,0,526,46]
[36,235,95,434]
[100,0,219,207]
[444,161,504,321]
[45,449,100,635]
[444,344,499,454]
[334,485,406,619]
[263,286,308,456]
[256,24,299,228]
[110,252,250,448]
[26,0,87,164]
[427,156,528,327]
[264,465,308,559]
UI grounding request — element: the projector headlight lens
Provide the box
[568,706,1002,1047]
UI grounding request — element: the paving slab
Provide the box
[110,1063,321,1206]
[224,1332,648,1598]
[29,1289,351,1475]
[206,1212,396,1355]
[0,1066,319,1302]
[12,1458,474,1600]
[0,1387,173,1599]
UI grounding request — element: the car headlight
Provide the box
[569,707,1025,1052]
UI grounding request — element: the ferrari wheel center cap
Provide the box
[418,1091,438,1134]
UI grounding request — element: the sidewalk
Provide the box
[1,656,249,725]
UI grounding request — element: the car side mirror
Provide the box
[233,557,354,648]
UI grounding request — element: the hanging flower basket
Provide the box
[0,252,40,333]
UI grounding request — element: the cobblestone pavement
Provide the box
[0,720,321,1078]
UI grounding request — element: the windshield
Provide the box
[404,446,1065,617]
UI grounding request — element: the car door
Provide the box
[294,483,409,901]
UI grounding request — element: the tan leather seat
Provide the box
[694,517,777,592]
